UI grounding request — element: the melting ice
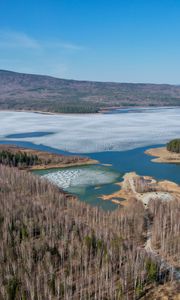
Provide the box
[1,107,180,153]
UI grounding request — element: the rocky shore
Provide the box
[100,172,180,207]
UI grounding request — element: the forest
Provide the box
[0,165,179,299]
[167,139,180,153]
[1,70,180,113]
[0,149,39,167]
[0,145,93,170]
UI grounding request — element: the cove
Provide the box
[1,138,180,210]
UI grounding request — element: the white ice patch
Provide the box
[0,107,180,153]
[42,167,118,190]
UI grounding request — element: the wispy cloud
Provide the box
[0,29,84,51]
[45,41,84,51]
[0,29,84,78]
[0,30,40,49]
[59,42,83,51]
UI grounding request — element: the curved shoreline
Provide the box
[145,147,180,163]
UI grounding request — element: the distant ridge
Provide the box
[0,69,180,113]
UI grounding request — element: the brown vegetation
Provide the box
[0,165,178,299]
[149,198,180,267]
[99,172,180,278]
[1,70,180,113]
[0,145,98,170]
[100,172,180,208]
[141,281,180,300]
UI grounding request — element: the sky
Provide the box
[0,0,180,83]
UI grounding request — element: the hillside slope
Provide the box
[1,70,180,113]
[1,165,179,299]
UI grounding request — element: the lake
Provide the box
[0,107,180,210]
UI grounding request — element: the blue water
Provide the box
[5,131,54,139]
[104,106,177,114]
[1,138,180,210]
[33,164,122,211]
[87,145,180,184]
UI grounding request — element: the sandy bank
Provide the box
[100,172,180,207]
[29,159,98,171]
[145,147,180,163]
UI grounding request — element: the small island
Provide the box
[0,145,98,170]
[145,139,180,163]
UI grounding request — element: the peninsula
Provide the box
[145,139,180,163]
[0,145,98,170]
[100,172,180,207]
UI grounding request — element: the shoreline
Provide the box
[0,109,99,116]
[0,144,99,171]
[145,147,180,163]
[28,159,99,171]
[0,106,178,116]
[100,172,180,207]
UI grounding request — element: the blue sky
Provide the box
[0,0,180,83]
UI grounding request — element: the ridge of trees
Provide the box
[1,70,180,113]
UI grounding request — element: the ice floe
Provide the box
[42,167,119,190]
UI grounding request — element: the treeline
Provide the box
[167,139,180,153]
[0,149,39,167]
[0,146,91,169]
[53,102,99,113]
[0,165,173,299]
[1,99,100,114]
[2,70,180,115]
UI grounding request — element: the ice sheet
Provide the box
[0,107,180,153]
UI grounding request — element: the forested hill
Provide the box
[0,164,179,299]
[1,69,180,113]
